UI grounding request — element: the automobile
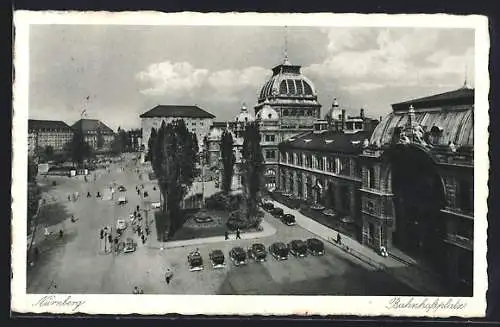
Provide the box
[247,243,267,262]
[116,219,127,231]
[209,249,226,269]
[288,240,308,257]
[151,202,161,209]
[123,238,137,253]
[281,214,296,226]
[117,196,128,205]
[187,250,204,271]
[194,216,214,224]
[229,247,248,266]
[306,238,325,256]
[270,207,284,218]
[261,202,274,211]
[118,185,126,192]
[269,242,289,260]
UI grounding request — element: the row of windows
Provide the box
[282,109,317,117]
[264,134,276,142]
[265,150,276,160]
[280,152,356,176]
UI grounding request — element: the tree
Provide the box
[27,156,38,183]
[43,145,54,161]
[151,120,199,237]
[145,128,157,162]
[220,130,235,194]
[241,122,264,220]
[96,130,105,149]
[202,136,210,165]
[66,129,91,167]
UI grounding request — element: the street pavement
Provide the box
[27,154,419,295]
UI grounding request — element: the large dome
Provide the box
[258,62,317,102]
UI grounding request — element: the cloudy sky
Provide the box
[29,25,474,131]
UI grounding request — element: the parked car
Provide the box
[116,219,127,231]
[229,247,248,266]
[209,249,226,269]
[281,214,296,226]
[288,240,308,257]
[117,196,128,205]
[270,207,284,218]
[187,250,204,271]
[306,238,325,256]
[123,238,137,253]
[195,216,214,224]
[269,242,289,260]
[261,202,274,211]
[118,185,126,192]
[152,201,161,209]
[247,243,267,262]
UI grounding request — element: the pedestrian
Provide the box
[59,229,64,239]
[165,268,173,284]
[87,191,91,198]
[136,205,140,211]
[68,195,71,202]
[337,233,342,245]
[141,234,146,244]
[133,286,139,294]
[236,228,241,239]
[145,227,150,236]
[34,247,39,261]
[224,230,229,240]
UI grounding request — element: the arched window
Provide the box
[368,167,376,189]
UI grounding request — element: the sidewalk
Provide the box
[270,200,447,295]
[146,218,277,250]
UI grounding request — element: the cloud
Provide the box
[304,28,474,96]
[342,83,385,93]
[137,62,270,103]
[136,61,209,96]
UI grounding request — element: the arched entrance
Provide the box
[386,144,446,269]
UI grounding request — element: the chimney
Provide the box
[341,109,346,131]
[360,108,365,119]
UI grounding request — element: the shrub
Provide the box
[226,208,262,231]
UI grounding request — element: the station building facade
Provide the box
[359,86,474,294]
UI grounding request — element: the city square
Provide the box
[22,22,478,301]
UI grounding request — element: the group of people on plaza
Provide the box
[224,228,241,240]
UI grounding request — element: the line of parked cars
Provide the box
[261,202,296,226]
[187,238,325,271]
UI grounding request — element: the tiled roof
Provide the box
[28,119,72,131]
[71,119,115,134]
[140,105,216,119]
[279,130,372,154]
[392,87,474,111]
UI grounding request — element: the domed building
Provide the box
[255,56,321,141]
[359,85,474,295]
[251,57,322,191]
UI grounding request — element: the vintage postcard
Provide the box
[12,11,489,317]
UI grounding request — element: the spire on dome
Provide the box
[283,25,290,65]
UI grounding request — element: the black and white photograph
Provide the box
[12,12,489,316]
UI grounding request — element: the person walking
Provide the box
[236,228,241,240]
[165,268,173,284]
[224,230,229,240]
[336,233,342,245]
